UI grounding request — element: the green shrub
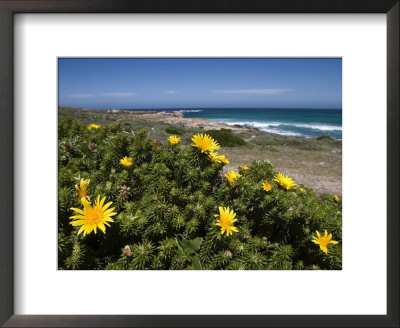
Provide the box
[254,133,341,151]
[317,135,342,147]
[317,135,333,141]
[165,126,186,135]
[58,118,342,270]
[206,129,247,147]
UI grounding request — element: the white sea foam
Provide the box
[286,123,342,131]
[209,120,342,139]
[211,120,303,136]
[175,109,203,113]
[213,120,342,132]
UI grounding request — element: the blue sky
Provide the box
[58,58,341,109]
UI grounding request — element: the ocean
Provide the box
[123,108,342,140]
[170,108,342,140]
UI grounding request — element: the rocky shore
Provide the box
[105,109,254,131]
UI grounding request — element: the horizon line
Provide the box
[59,105,342,111]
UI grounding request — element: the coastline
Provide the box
[105,108,257,132]
[59,107,342,196]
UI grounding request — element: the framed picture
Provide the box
[57,57,344,272]
[0,1,398,327]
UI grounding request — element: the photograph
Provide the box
[58,58,342,270]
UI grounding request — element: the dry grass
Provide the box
[222,145,341,196]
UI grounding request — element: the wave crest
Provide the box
[175,109,203,113]
[214,120,342,132]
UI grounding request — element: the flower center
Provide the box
[86,207,103,224]
[220,216,231,230]
[199,141,209,151]
[319,237,330,247]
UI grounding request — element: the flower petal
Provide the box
[98,222,106,233]
[70,220,86,226]
[70,208,85,215]
[69,215,85,220]
[77,225,86,235]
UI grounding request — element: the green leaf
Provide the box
[191,254,202,270]
[176,236,203,254]
[176,237,193,254]
[188,237,203,252]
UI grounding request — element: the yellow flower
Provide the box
[168,135,181,145]
[191,133,220,153]
[120,156,133,167]
[241,165,249,171]
[220,155,229,164]
[334,195,340,202]
[215,206,238,236]
[225,170,241,184]
[75,178,90,198]
[274,173,297,190]
[311,230,339,254]
[87,124,100,130]
[69,195,117,236]
[299,187,306,193]
[261,180,272,192]
[208,151,222,163]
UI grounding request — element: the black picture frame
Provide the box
[0,1,398,327]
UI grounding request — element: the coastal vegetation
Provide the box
[58,109,342,270]
[59,107,342,195]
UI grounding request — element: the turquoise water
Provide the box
[172,108,342,140]
[124,108,342,140]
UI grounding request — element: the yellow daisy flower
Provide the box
[191,133,220,153]
[168,135,181,145]
[334,195,340,202]
[299,187,306,193]
[241,165,249,171]
[274,173,297,190]
[87,124,100,130]
[75,178,90,198]
[220,155,229,164]
[215,206,238,236]
[120,156,133,167]
[261,180,272,192]
[225,170,241,184]
[208,151,222,163]
[69,195,117,236]
[311,230,339,254]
